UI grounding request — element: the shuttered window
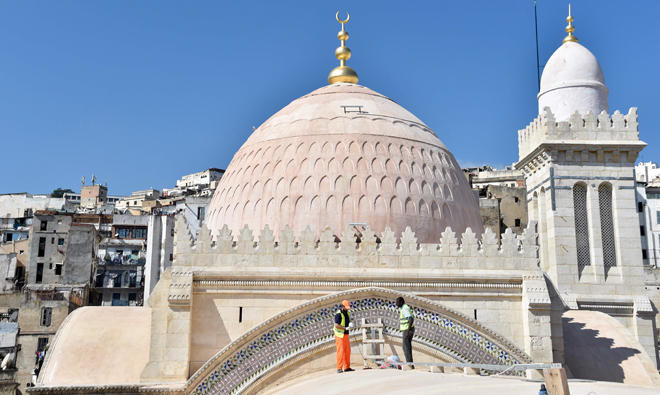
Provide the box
[599,183,617,268]
[573,183,590,274]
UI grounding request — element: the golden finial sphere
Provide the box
[337,30,349,41]
[328,66,358,84]
[335,46,351,61]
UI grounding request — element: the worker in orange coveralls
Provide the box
[334,299,354,373]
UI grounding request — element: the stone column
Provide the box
[141,270,193,383]
[522,273,554,379]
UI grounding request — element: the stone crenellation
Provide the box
[518,107,639,160]
[173,216,539,271]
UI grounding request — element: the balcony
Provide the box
[98,255,145,266]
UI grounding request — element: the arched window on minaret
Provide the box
[573,182,591,276]
[598,182,617,273]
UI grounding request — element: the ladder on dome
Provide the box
[360,318,385,368]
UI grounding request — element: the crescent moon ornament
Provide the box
[336,10,350,24]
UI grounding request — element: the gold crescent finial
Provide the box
[563,3,578,43]
[336,11,350,24]
[328,10,358,84]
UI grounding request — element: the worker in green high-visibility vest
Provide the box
[396,296,415,368]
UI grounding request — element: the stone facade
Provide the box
[516,107,656,365]
[80,185,107,210]
[133,217,552,391]
[478,185,528,238]
[27,213,98,288]
[0,291,77,392]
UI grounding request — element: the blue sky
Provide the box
[1,1,658,195]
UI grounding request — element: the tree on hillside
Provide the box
[50,188,74,198]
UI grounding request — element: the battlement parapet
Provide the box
[518,107,641,161]
[172,215,539,271]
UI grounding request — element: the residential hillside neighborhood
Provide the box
[0,168,222,391]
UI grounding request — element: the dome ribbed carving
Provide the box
[207,83,483,242]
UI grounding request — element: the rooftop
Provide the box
[267,369,659,395]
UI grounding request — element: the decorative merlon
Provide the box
[172,217,540,270]
[517,107,644,162]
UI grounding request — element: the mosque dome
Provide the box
[206,12,482,243]
[537,8,608,121]
[206,82,483,243]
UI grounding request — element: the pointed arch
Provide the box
[187,288,533,395]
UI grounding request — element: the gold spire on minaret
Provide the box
[328,11,359,84]
[562,4,578,43]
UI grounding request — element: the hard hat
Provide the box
[342,300,351,309]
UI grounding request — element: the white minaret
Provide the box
[516,6,656,365]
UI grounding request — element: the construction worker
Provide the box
[334,299,354,373]
[396,296,415,369]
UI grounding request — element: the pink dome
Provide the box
[207,83,483,242]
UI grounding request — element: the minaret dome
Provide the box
[537,5,608,121]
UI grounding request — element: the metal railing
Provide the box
[401,362,561,372]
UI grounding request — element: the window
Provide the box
[117,228,130,238]
[36,263,43,283]
[55,264,62,275]
[639,202,644,212]
[197,207,206,222]
[19,250,24,255]
[51,237,54,244]
[169,253,173,261]
[514,218,521,227]
[239,306,243,323]
[642,249,648,259]
[573,183,591,274]
[641,226,646,236]
[57,238,64,246]
[40,221,47,231]
[40,307,52,326]
[131,250,138,255]
[598,183,617,269]
[132,228,147,239]
[648,193,660,199]
[170,228,174,237]
[5,233,12,242]
[15,266,24,284]
[128,293,136,302]
[38,237,46,257]
[514,197,519,203]
[656,210,660,224]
